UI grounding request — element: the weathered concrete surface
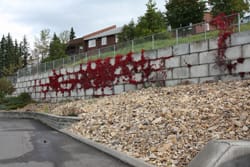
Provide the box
[188,140,250,167]
[0,118,132,167]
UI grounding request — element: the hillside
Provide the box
[19,79,250,166]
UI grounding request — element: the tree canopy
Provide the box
[0,34,27,77]
[165,0,206,28]
[136,0,166,36]
[119,0,166,42]
[70,27,76,40]
[209,0,249,16]
[118,20,136,42]
[42,33,67,62]
[34,29,50,61]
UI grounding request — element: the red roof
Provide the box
[83,25,116,39]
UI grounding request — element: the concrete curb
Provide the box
[0,111,154,167]
[188,140,250,167]
[59,129,155,167]
[0,111,82,129]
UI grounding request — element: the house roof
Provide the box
[84,26,122,40]
[67,37,84,46]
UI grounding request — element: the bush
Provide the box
[0,93,33,110]
[0,78,15,98]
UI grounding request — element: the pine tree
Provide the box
[118,20,136,42]
[14,40,20,66]
[70,27,76,40]
[6,33,14,67]
[43,33,67,62]
[20,36,29,67]
[0,36,6,77]
[136,0,166,36]
[0,34,27,77]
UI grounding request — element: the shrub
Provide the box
[0,93,33,110]
[0,78,15,98]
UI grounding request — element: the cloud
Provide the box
[0,0,166,48]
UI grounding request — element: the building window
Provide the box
[88,39,96,48]
[115,35,118,43]
[101,37,107,45]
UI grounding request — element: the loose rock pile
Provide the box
[20,80,250,166]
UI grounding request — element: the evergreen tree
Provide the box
[43,33,67,62]
[165,0,206,28]
[0,36,6,77]
[6,33,14,67]
[209,0,249,16]
[0,33,24,77]
[118,20,136,42]
[70,27,76,40]
[136,0,166,36]
[14,40,20,66]
[20,36,29,67]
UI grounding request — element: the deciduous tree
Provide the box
[165,0,206,28]
[209,0,249,16]
[34,29,50,60]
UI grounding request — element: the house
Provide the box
[66,37,85,55]
[66,25,122,55]
[194,12,215,34]
[242,12,250,23]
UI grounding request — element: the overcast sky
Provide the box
[0,0,166,48]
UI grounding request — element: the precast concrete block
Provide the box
[114,85,124,94]
[173,67,189,79]
[165,56,180,68]
[199,50,217,64]
[209,38,218,50]
[144,50,157,59]
[181,53,199,66]
[173,43,190,56]
[125,84,137,92]
[190,65,209,77]
[225,46,242,60]
[236,58,250,73]
[243,44,250,58]
[230,31,250,46]
[157,46,172,58]
[190,40,208,53]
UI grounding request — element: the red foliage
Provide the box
[210,13,236,73]
[37,50,172,98]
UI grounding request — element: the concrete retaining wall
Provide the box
[14,31,250,101]
[188,140,250,167]
[0,111,82,129]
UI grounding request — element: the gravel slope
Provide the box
[19,80,250,167]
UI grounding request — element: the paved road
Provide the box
[0,118,132,167]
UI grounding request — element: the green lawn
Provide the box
[52,22,250,69]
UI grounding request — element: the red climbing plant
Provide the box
[37,50,172,98]
[210,13,237,74]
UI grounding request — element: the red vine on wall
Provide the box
[210,13,239,74]
[37,50,172,98]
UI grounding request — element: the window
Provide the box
[115,35,118,43]
[101,37,107,45]
[88,39,96,48]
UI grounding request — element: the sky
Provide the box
[0,0,166,49]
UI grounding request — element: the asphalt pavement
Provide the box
[0,118,132,167]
